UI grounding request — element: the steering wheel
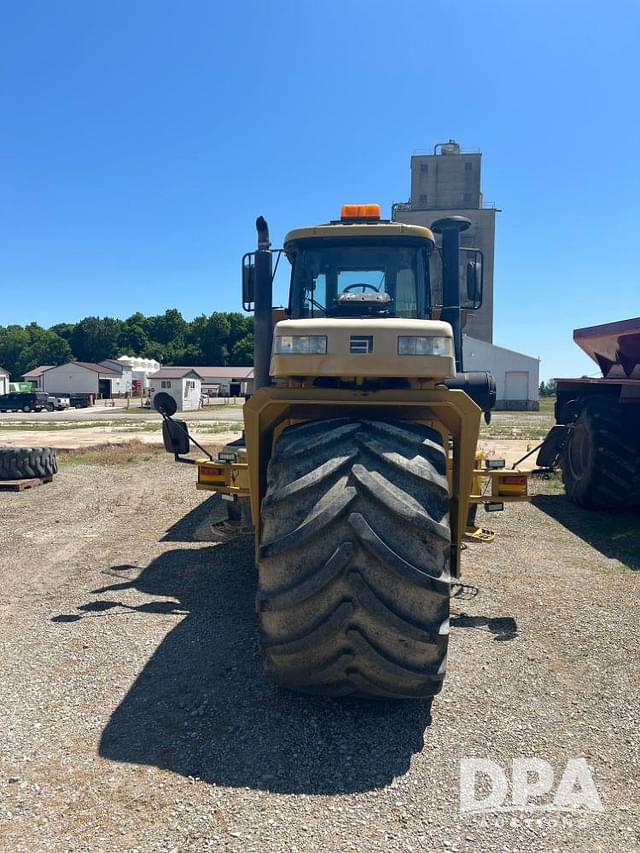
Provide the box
[342,282,380,293]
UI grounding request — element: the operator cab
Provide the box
[285,204,435,321]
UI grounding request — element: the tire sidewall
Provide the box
[562,411,595,502]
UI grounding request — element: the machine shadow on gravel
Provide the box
[92,539,432,794]
[161,494,228,542]
[533,494,640,571]
[450,613,517,641]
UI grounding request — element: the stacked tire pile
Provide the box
[0,447,58,480]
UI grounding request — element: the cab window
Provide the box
[290,242,429,319]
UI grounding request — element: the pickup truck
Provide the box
[46,395,70,411]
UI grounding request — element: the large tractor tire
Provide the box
[257,418,451,700]
[0,447,58,480]
[561,396,640,509]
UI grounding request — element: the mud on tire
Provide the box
[0,447,58,480]
[257,418,451,699]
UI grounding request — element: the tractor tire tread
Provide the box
[0,447,58,480]
[258,417,450,699]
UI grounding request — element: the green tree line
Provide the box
[0,309,254,378]
[538,379,557,397]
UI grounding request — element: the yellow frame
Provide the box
[243,385,481,577]
[469,469,529,504]
[196,458,250,494]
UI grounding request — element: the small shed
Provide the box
[463,335,540,411]
[0,367,9,396]
[149,367,202,411]
[23,365,55,390]
[40,362,120,400]
[193,366,254,397]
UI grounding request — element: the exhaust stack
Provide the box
[253,216,273,391]
[431,216,471,372]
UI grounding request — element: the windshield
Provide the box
[289,243,430,319]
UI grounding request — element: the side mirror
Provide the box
[162,418,190,455]
[466,259,483,306]
[153,391,177,417]
[242,255,255,309]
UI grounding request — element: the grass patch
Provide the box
[0,421,118,432]
[529,469,565,495]
[188,423,241,434]
[480,408,555,441]
[56,432,237,466]
[480,425,552,441]
[58,439,166,466]
[114,402,244,414]
[0,420,164,433]
[0,420,237,434]
[480,422,554,441]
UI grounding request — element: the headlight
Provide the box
[274,335,327,354]
[398,335,453,356]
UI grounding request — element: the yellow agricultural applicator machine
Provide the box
[156,204,528,699]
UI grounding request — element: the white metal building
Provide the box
[149,367,202,411]
[40,362,121,399]
[0,367,9,396]
[99,359,133,396]
[462,335,540,410]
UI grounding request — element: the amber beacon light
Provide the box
[340,203,381,220]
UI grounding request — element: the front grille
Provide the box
[350,335,374,354]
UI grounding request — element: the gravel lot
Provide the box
[0,459,638,852]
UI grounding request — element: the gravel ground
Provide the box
[0,460,638,852]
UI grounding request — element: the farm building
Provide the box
[23,365,55,390]
[40,362,121,400]
[191,366,254,397]
[99,359,133,396]
[149,367,202,411]
[462,335,540,410]
[0,367,9,396]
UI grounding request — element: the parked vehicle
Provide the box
[156,205,529,701]
[0,392,51,413]
[47,395,70,411]
[69,394,92,408]
[537,316,640,508]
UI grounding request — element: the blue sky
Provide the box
[2,0,638,379]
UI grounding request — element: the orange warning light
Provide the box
[340,203,381,220]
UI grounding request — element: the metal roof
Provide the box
[153,365,254,380]
[70,362,120,376]
[22,365,55,379]
[149,367,203,380]
[99,359,128,372]
[0,366,9,376]
[189,366,254,380]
